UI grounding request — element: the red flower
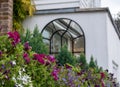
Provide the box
[23,53,30,64]
[100,72,105,79]
[7,31,20,46]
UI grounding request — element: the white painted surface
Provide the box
[33,0,101,10]
[106,14,120,82]
[23,12,108,68]
[23,11,120,82]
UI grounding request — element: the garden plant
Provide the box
[0,30,119,87]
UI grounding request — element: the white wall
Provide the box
[23,11,108,69]
[34,0,80,10]
[106,14,120,82]
[33,0,101,10]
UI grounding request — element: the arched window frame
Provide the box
[41,18,86,55]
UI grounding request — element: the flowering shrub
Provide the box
[0,31,119,87]
[0,31,58,87]
[58,64,119,87]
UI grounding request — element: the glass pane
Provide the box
[42,23,56,39]
[53,21,67,30]
[59,19,70,25]
[62,37,67,46]
[51,34,61,52]
[63,32,72,39]
[42,29,52,39]
[70,21,83,35]
[74,37,84,52]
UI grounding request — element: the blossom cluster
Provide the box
[7,31,20,46]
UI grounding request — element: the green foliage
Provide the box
[0,31,57,87]
[20,26,49,54]
[89,56,96,68]
[0,36,26,86]
[13,0,35,30]
[56,45,76,66]
[77,53,88,70]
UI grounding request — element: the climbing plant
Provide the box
[13,0,35,30]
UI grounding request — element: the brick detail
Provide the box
[0,0,13,35]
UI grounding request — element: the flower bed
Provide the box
[0,31,119,87]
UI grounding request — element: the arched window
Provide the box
[41,18,85,55]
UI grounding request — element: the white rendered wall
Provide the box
[34,0,81,10]
[106,14,120,82]
[33,0,101,10]
[23,12,108,69]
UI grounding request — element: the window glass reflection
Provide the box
[41,18,85,54]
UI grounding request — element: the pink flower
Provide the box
[23,53,30,64]
[47,55,56,63]
[51,67,59,81]
[7,31,20,46]
[33,54,46,64]
[24,41,31,51]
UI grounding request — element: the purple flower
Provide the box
[24,41,31,51]
[10,61,16,67]
[1,64,5,69]
[0,51,2,57]
[23,53,30,64]
[3,70,10,75]
[7,31,20,46]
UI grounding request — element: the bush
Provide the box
[0,31,58,87]
[20,26,49,54]
[56,45,76,66]
[77,53,88,70]
[89,56,97,68]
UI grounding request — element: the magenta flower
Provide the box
[24,41,31,51]
[65,64,72,69]
[51,67,60,81]
[23,53,30,64]
[0,51,2,57]
[7,31,20,46]
[33,54,46,64]
[47,55,56,63]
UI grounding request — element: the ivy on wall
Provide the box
[13,0,35,30]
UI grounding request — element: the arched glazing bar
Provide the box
[41,18,85,56]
